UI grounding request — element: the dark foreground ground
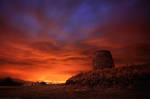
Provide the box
[0,84,150,99]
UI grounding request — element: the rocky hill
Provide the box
[66,64,150,88]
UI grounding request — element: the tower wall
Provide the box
[93,50,114,70]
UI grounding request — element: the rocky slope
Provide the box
[66,64,150,88]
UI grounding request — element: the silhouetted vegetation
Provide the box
[0,77,23,86]
[39,81,47,85]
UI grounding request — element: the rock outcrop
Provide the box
[93,50,114,70]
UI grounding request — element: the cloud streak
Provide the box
[0,0,149,82]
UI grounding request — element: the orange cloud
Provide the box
[0,0,150,82]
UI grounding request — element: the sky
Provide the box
[0,0,150,82]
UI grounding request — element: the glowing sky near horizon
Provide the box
[0,0,150,82]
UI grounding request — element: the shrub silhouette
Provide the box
[0,77,23,86]
[39,81,47,85]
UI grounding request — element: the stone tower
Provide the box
[93,50,114,70]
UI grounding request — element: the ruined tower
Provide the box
[93,50,114,70]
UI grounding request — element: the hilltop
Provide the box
[66,63,150,88]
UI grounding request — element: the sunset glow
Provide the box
[0,0,150,82]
